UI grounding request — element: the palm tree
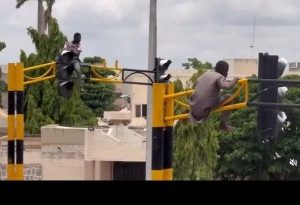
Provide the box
[16,0,56,34]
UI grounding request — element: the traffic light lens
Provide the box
[155,57,172,83]
[64,64,75,74]
[278,86,288,99]
[59,81,74,89]
[278,57,288,77]
[159,74,171,82]
[277,111,287,124]
[159,59,172,69]
[58,81,74,98]
[60,50,75,64]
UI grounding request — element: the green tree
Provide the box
[83,56,105,64]
[80,56,117,116]
[182,58,212,70]
[174,120,219,180]
[21,18,97,134]
[80,83,117,117]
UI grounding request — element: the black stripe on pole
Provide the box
[16,92,24,114]
[16,140,23,164]
[8,91,15,115]
[163,127,173,170]
[152,128,163,170]
[8,140,15,164]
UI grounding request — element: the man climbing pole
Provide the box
[189,60,240,132]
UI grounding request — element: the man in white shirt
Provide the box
[62,32,82,86]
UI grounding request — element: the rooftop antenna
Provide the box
[249,16,256,58]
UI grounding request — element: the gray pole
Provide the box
[146,0,157,180]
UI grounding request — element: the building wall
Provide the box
[42,145,84,180]
[225,59,296,77]
[84,125,146,162]
[287,62,300,76]
[225,59,258,77]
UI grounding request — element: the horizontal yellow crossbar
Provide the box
[164,90,194,99]
[24,62,56,72]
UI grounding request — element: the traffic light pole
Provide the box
[151,82,175,180]
[146,0,157,180]
[151,83,165,180]
[164,83,174,180]
[7,63,24,180]
[7,62,56,180]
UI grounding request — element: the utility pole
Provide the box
[250,16,255,58]
[146,0,157,180]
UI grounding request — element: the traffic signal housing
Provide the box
[56,50,76,98]
[257,53,288,140]
[155,57,172,83]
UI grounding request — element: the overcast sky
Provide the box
[1,0,300,69]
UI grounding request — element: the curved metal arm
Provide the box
[23,62,56,86]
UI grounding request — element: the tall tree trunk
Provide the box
[37,0,46,34]
[45,0,55,36]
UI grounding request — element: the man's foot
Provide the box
[218,123,235,132]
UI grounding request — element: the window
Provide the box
[135,105,141,117]
[142,104,147,117]
[135,104,147,118]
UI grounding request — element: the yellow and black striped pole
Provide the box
[7,63,17,180]
[15,63,24,180]
[151,83,166,180]
[163,83,174,180]
[7,63,24,180]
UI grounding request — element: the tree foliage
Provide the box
[80,57,118,116]
[83,56,105,64]
[174,120,219,180]
[80,83,117,117]
[182,58,212,70]
[173,59,219,180]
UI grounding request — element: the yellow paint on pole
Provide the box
[7,164,23,180]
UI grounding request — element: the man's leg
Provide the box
[72,59,81,87]
[215,94,234,131]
